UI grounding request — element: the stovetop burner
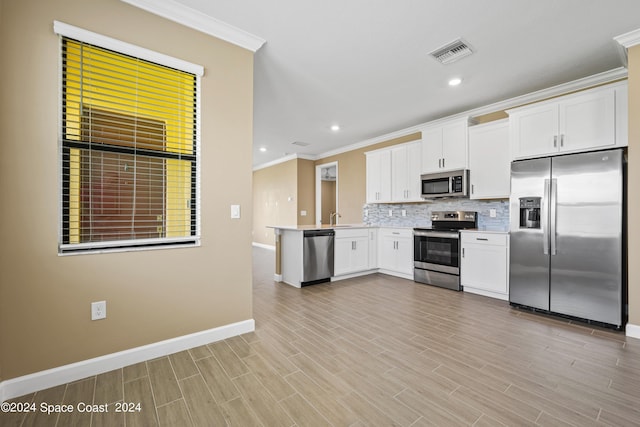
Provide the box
[414,210,478,232]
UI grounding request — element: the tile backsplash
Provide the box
[363,199,510,231]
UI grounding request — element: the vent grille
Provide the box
[292,141,310,147]
[429,39,473,64]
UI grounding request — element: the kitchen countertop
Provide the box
[267,224,373,231]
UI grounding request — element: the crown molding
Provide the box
[615,28,640,48]
[614,28,640,67]
[253,153,315,171]
[253,67,627,170]
[120,0,266,52]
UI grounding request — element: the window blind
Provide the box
[59,37,200,254]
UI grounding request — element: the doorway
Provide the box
[315,162,338,226]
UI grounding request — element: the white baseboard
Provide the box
[331,270,378,282]
[377,269,414,281]
[0,319,254,403]
[252,242,275,251]
[462,287,509,301]
[274,273,283,282]
[626,323,640,340]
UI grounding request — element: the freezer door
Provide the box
[549,149,624,326]
[509,157,551,310]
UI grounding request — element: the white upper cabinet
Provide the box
[365,149,392,203]
[468,119,510,199]
[391,141,422,202]
[366,140,421,204]
[508,82,627,160]
[421,118,472,174]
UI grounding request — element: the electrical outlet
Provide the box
[388,209,393,217]
[401,210,407,217]
[490,209,497,218]
[91,301,106,320]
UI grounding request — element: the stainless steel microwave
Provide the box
[420,169,469,198]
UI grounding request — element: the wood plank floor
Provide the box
[4,246,640,426]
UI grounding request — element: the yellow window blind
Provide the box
[60,38,199,253]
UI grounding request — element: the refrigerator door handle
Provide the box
[542,179,550,255]
[550,178,558,255]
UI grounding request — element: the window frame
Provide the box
[54,21,203,255]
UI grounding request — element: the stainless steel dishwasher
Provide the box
[302,229,335,286]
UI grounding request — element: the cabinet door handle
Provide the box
[476,238,488,241]
[442,158,445,168]
[472,184,474,194]
[462,248,465,257]
[560,134,564,147]
[553,135,558,148]
[438,158,442,168]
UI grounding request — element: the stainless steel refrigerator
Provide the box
[509,149,625,328]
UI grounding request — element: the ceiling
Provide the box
[164,1,640,167]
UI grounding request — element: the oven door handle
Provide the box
[414,231,459,239]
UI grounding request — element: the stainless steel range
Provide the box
[414,211,478,291]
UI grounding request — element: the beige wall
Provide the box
[628,45,639,327]
[252,159,298,246]
[297,159,316,226]
[0,0,254,381]
[321,181,337,224]
[315,132,422,224]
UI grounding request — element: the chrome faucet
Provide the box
[329,212,341,226]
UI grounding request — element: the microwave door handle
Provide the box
[542,179,550,255]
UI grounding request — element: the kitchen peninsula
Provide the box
[269,225,388,287]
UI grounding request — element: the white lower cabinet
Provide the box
[368,228,378,269]
[378,228,413,278]
[460,231,509,300]
[334,229,370,276]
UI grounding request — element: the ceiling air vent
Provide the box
[429,39,473,64]
[292,141,310,147]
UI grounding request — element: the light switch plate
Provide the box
[490,209,497,218]
[231,205,241,219]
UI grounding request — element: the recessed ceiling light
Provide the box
[331,124,340,132]
[259,147,267,152]
[448,78,462,86]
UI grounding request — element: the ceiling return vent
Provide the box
[292,141,310,147]
[429,39,473,64]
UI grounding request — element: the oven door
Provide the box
[414,231,460,274]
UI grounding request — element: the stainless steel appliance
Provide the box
[421,169,469,199]
[509,149,626,329]
[302,229,334,286]
[414,211,478,291]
